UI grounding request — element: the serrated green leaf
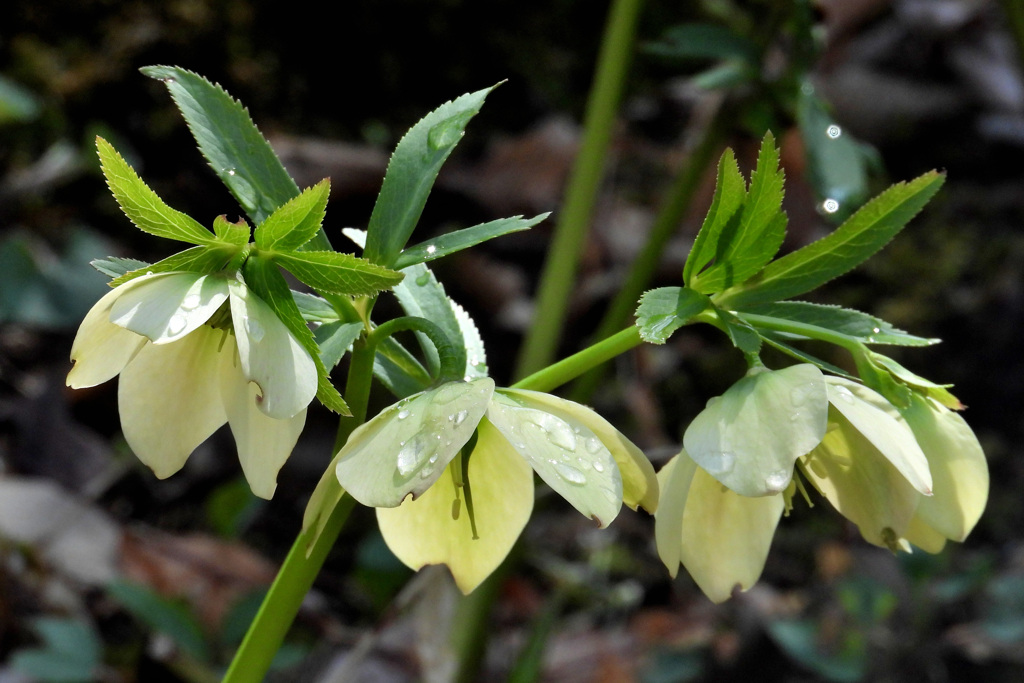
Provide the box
[374,336,434,398]
[363,85,497,267]
[255,179,330,251]
[758,331,857,379]
[684,148,745,284]
[714,305,762,354]
[107,580,209,661]
[693,132,786,293]
[315,321,364,369]
[141,65,331,250]
[96,137,215,245]
[718,171,945,308]
[109,244,238,287]
[274,250,403,297]
[393,213,547,270]
[738,301,938,347]
[797,85,871,221]
[292,291,341,323]
[634,286,710,343]
[242,255,349,415]
[213,214,251,245]
[91,256,150,279]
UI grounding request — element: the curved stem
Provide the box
[369,316,467,383]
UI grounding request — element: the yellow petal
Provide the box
[902,514,947,553]
[67,279,149,389]
[220,347,306,499]
[802,407,920,549]
[499,389,658,513]
[901,395,988,541]
[117,325,227,479]
[653,453,698,577]
[377,421,534,593]
[680,464,785,603]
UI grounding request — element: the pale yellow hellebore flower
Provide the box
[67,271,317,498]
[329,379,658,592]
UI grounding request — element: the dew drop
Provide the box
[703,451,736,475]
[553,462,587,486]
[832,385,856,404]
[245,318,265,342]
[432,382,464,405]
[584,437,602,454]
[826,124,842,139]
[397,409,411,420]
[181,294,202,310]
[415,273,431,286]
[764,469,790,493]
[396,434,432,476]
[168,314,187,335]
[821,198,840,214]
[531,413,577,451]
[225,168,237,176]
[425,244,437,255]
[592,460,606,473]
[871,327,881,334]
[452,409,468,426]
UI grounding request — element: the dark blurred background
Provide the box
[1,1,1023,681]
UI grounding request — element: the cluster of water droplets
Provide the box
[168,292,205,336]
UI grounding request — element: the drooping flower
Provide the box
[67,271,317,498]
[330,378,658,592]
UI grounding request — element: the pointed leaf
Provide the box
[213,214,250,245]
[683,148,745,284]
[758,332,858,379]
[96,137,215,245]
[141,65,331,249]
[242,255,349,415]
[315,321,363,369]
[109,244,238,287]
[363,85,497,267]
[635,286,710,344]
[871,354,961,409]
[292,291,341,323]
[255,179,330,251]
[393,213,548,270]
[720,171,945,308]
[274,250,403,297]
[739,301,938,347]
[92,256,149,279]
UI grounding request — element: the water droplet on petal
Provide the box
[452,409,468,425]
[703,451,736,475]
[592,460,606,473]
[245,318,265,342]
[396,434,432,477]
[182,294,202,310]
[553,462,587,486]
[530,413,577,452]
[397,409,411,420]
[585,437,602,454]
[168,314,187,334]
[832,385,856,404]
[764,469,790,493]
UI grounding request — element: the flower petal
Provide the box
[67,278,149,388]
[487,391,622,527]
[499,388,658,513]
[901,394,988,541]
[335,379,495,507]
[802,407,921,549]
[653,453,698,577]
[684,364,828,497]
[117,325,228,479]
[825,376,932,495]
[680,459,785,603]
[110,272,229,344]
[220,349,306,499]
[377,420,534,593]
[227,279,317,419]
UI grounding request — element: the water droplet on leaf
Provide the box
[764,469,790,493]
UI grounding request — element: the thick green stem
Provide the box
[571,106,730,400]
[514,326,643,392]
[514,0,645,379]
[736,311,862,353]
[369,316,467,383]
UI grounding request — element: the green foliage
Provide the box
[254,179,330,252]
[635,286,710,344]
[97,136,216,246]
[273,250,403,297]
[109,244,238,287]
[315,321,364,370]
[739,302,937,347]
[9,617,102,683]
[393,213,549,270]
[362,85,497,267]
[242,255,349,415]
[719,171,945,308]
[682,148,745,285]
[213,215,252,246]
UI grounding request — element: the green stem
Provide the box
[514,0,645,379]
[514,326,643,392]
[369,316,467,383]
[571,106,730,401]
[736,311,862,353]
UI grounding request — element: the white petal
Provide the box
[335,379,494,508]
[227,279,317,419]
[67,279,149,388]
[653,453,698,577]
[825,376,932,494]
[377,421,534,593]
[487,391,622,527]
[680,464,785,603]
[684,364,828,497]
[110,272,229,344]
[221,349,305,499]
[499,388,658,513]
[118,325,228,479]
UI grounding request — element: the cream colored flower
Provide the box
[329,379,658,592]
[67,271,317,498]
